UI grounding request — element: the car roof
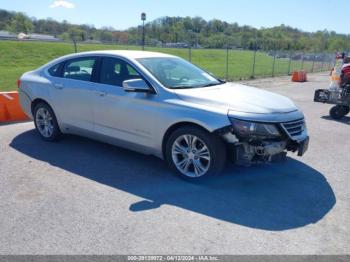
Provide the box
[67,50,176,59]
[39,50,178,71]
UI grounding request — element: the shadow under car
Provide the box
[10,129,336,231]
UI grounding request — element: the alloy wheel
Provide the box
[171,134,211,178]
[35,107,54,138]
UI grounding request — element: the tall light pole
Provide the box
[141,12,146,50]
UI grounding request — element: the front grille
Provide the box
[280,119,305,138]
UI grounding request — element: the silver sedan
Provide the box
[19,50,309,180]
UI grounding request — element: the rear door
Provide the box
[50,56,99,132]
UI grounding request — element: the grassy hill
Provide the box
[0,40,331,92]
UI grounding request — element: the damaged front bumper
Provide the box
[230,138,308,166]
[216,119,309,166]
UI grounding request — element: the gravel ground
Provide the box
[0,72,349,255]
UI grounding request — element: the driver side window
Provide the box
[99,57,141,87]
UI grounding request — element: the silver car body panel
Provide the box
[174,83,297,114]
[19,50,308,159]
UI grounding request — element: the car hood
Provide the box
[173,83,298,114]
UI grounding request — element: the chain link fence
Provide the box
[142,46,334,81]
[94,41,334,81]
[0,38,335,86]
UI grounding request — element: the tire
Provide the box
[33,102,61,141]
[329,105,348,120]
[343,106,350,116]
[165,126,226,180]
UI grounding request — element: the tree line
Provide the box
[1,9,349,51]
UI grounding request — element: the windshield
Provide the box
[137,57,223,89]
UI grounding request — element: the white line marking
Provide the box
[1,94,14,100]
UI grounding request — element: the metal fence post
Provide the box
[311,54,315,73]
[225,46,229,81]
[188,46,192,62]
[301,53,304,70]
[251,48,257,78]
[287,51,292,75]
[73,39,77,53]
[329,57,332,70]
[272,49,276,77]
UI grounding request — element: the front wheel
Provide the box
[165,126,226,180]
[329,105,348,120]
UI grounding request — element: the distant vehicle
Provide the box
[314,57,350,119]
[0,30,17,40]
[19,51,309,179]
[28,33,59,42]
[163,42,189,48]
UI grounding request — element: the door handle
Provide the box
[54,83,64,89]
[95,91,106,97]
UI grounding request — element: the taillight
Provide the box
[17,79,21,89]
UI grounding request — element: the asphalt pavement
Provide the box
[0,72,349,254]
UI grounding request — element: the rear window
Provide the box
[48,63,62,77]
[63,57,97,82]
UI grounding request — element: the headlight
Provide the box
[229,118,280,138]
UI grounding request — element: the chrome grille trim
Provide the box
[280,119,305,139]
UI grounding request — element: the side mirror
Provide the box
[122,79,154,94]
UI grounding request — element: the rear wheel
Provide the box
[33,103,61,141]
[165,126,226,180]
[330,105,348,120]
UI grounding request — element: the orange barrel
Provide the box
[0,91,29,123]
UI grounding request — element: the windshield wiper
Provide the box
[171,80,226,89]
[171,85,195,89]
[200,82,226,88]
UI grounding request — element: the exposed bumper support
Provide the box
[219,130,309,166]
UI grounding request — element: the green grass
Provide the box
[0,40,331,92]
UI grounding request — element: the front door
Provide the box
[93,57,157,149]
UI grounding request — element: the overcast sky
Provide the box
[1,0,349,34]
